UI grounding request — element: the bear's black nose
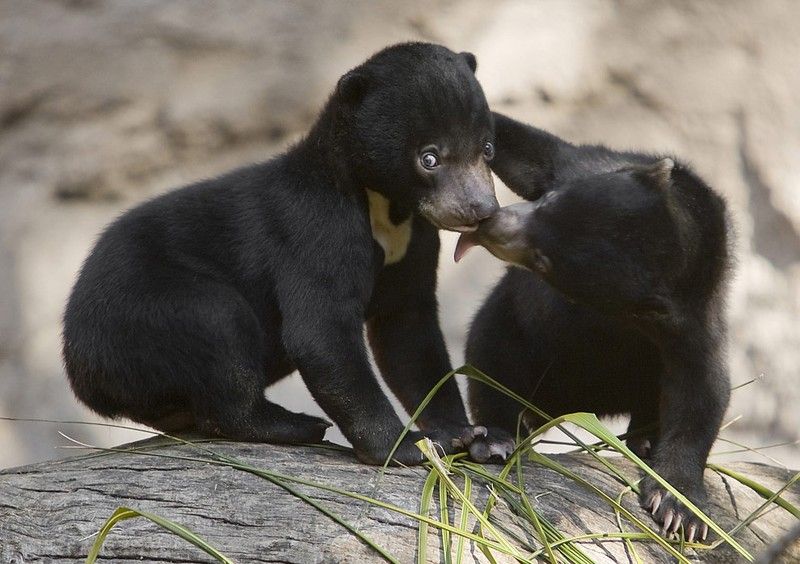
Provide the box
[471,197,500,222]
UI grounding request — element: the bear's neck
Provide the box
[297,101,359,192]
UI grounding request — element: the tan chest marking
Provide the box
[367,189,413,265]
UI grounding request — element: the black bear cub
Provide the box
[63,43,514,466]
[461,113,732,540]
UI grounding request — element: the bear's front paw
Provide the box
[409,425,486,458]
[640,476,709,542]
[437,424,488,450]
[422,424,515,461]
[286,413,333,444]
[466,426,516,464]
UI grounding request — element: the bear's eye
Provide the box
[420,151,440,170]
[483,141,495,161]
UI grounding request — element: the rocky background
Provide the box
[1,0,798,469]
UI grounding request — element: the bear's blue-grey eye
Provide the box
[420,152,440,170]
[483,141,495,160]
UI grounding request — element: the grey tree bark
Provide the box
[0,439,797,563]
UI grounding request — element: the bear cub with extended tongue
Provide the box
[460,113,732,540]
[63,43,515,466]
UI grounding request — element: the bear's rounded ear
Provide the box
[460,51,477,73]
[635,158,675,190]
[336,70,369,105]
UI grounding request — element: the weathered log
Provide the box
[0,438,797,563]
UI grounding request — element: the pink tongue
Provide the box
[454,232,479,263]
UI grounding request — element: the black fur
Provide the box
[465,112,732,539]
[63,43,514,466]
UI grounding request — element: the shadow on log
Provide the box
[0,438,798,563]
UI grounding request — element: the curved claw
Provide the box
[686,524,697,543]
[660,509,674,536]
[489,439,514,461]
[670,513,683,535]
[461,425,488,446]
[450,425,489,449]
[649,491,663,515]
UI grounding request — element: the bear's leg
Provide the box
[192,366,331,445]
[367,307,510,459]
[367,226,513,462]
[172,282,330,444]
[281,305,435,466]
[639,326,730,542]
[465,328,537,462]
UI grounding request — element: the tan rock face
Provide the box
[1,0,798,468]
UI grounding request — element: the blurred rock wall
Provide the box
[1,0,798,468]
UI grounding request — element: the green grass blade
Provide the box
[708,465,800,519]
[417,466,439,564]
[722,475,800,541]
[85,506,233,564]
[514,453,558,564]
[615,487,645,564]
[534,531,678,553]
[520,493,557,563]
[491,477,592,564]
[712,437,793,467]
[439,474,453,564]
[454,474,472,564]
[382,368,461,469]
[730,378,759,391]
